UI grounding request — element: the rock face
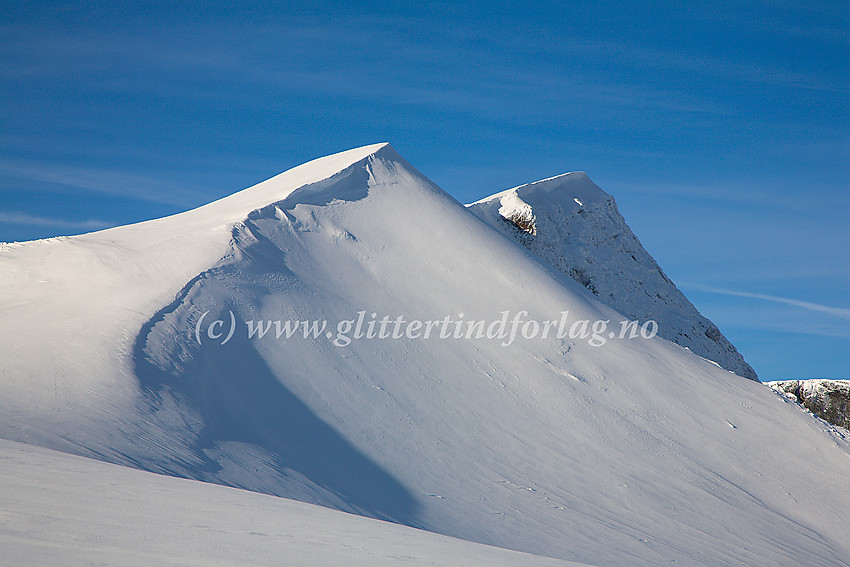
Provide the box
[468,172,758,381]
[767,380,850,430]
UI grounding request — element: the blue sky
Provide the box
[1,1,847,380]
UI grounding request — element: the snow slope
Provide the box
[0,438,585,567]
[467,173,758,380]
[1,144,849,566]
[0,143,387,426]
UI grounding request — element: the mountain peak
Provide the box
[471,171,612,215]
[184,142,394,225]
[467,172,758,380]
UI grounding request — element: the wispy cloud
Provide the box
[0,211,113,231]
[684,284,850,319]
[605,176,850,215]
[604,41,844,92]
[0,159,209,208]
[0,20,729,120]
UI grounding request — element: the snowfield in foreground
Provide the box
[1,143,849,566]
[0,438,585,567]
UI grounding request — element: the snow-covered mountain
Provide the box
[1,144,848,566]
[467,173,758,380]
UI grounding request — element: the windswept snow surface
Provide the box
[1,144,849,566]
[467,173,758,380]
[0,438,585,567]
